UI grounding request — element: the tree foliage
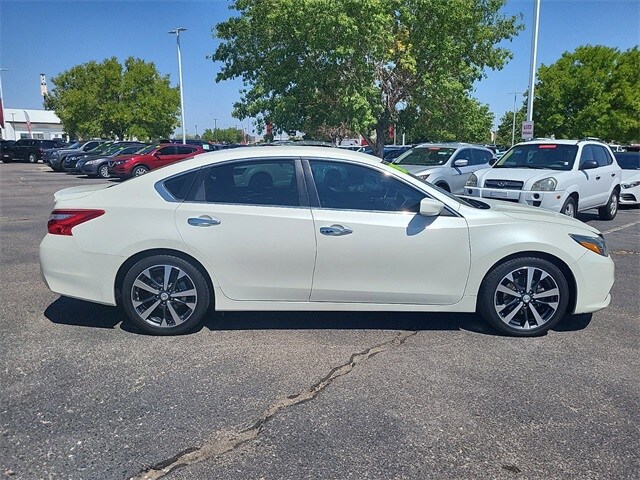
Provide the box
[496,106,526,146]
[201,127,244,143]
[533,46,640,142]
[45,57,180,140]
[212,0,521,156]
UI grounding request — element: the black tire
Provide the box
[598,190,619,220]
[478,256,570,337]
[560,196,577,218]
[435,182,450,192]
[28,153,37,163]
[131,165,148,177]
[97,164,110,179]
[121,255,211,335]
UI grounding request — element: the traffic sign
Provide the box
[522,121,534,140]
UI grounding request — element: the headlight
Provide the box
[570,234,608,257]
[418,173,430,180]
[531,177,557,191]
[84,159,97,165]
[466,173,478,187]
[622,181,640,189]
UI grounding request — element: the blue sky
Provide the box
[1,0,638,138]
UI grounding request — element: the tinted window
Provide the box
[454,149,473,162]
[193,160,299,207]
[157,146,176,156]
[120,146,143,155]
[310,160,424,212]
[394,147,455,166]
[14,139,30,147]
[177,146,197,155]
[614,152,640,170]
[41,141,57,148]
[497,144,577,171]
[592,145,612,166]
[471,149,493,166]
[163,170,199,201]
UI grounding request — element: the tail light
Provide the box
[48,209,105,236]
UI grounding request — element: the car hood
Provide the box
[110,154,138,162]
[477,167,564,183]
[53,184,116,202]
[396,164,445,175]
[470,197,601,235]
[621,170,640,182]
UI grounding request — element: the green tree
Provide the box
[496,107,526,146]
[533,46,640,142]
[212,0,521,157]
[45,57,180,140]
[201,127,244,143]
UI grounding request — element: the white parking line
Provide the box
[602,220,640,235]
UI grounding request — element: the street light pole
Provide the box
[509,92,519,147]
[214,118,218,142]
[526,0,541,122]
[168,27,187,144]
[0,68,8,139]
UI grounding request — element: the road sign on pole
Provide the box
[522,121,534,140]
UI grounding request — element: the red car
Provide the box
[108,144,206,178]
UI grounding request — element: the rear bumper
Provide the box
[40,234,123,306]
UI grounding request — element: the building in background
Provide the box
[0,108,66,141]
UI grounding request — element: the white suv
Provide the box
[464,139,622,220]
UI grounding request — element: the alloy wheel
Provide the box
[563,201,575,217]
[493,266,560,331]
[130,264,198,328]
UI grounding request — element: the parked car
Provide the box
[465,139,622,219]
[614,151,640,206]
[61,141,117,172]
[1,139,14,162]
[77,143,148,178]
[46,140,109,171]
[392,143,494,193]
[41,146,613,337]
[7,139,61,163]
[108,143,205,178]
[160,139,219,151]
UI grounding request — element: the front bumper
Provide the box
[619,186,640,205]
[465,186,568,212]
[571,250,615,314]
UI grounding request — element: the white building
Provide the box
[1,108,66,141]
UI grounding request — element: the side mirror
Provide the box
[419,197,444,217]
[489,157,497,166]
[453,159,469,167]
[580,160,598,170]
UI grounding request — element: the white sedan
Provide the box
[40,146,614,336]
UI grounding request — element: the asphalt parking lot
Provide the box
[1,162,638,480]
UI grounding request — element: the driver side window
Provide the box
[309,160,425,212]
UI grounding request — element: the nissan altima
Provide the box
[40,147,614,336]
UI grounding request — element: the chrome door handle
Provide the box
[595,176,601,180]
[320,224,353,236]
[188,216,221,227]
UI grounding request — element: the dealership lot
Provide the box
[1,163,638,479]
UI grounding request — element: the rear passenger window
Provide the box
[472,149,493,166]
[593,145,613,166]
[191,160,300,207]
[163,170,199,200]
[177,146,195,155]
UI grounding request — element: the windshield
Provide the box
[394,147,456,166]
[136,145,159,155]
[88,142,113,153]
[495,144,577,170]
[614,153,640,170]
[66,142,82,149]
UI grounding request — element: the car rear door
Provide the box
[306,159,471,305]
[154,145,178,168]
[592,144,621,205]
[174,158,316,301]
[578,145,606,209]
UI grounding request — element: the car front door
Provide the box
[307,159,471,305]
[577,145,605,209]
[174,158,316,301]
[448,148,477,194]
[154,145,178,168]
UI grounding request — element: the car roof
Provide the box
[414,142,484,149]
[519,139,610,146]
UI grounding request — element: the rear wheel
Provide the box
[598,190,619,220]
[131,165,148,177]
[561,196,577,218]
[28,153,37,163]
[478,257,570,336]
[121,255,211,335]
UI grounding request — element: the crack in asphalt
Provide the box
[131,330,418,479]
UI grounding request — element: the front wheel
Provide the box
[131,165,148,177]
[121,255,211,335]
[561,196,577,218]
[28,153,37,163]
[478,257,570,336]
[598,190,619,220]
[97,164,110,179]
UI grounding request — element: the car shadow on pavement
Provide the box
[44,297,593,337]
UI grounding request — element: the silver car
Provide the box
[393,143,494,193]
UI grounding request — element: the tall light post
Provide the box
[214,118,218,143]
[168,27,187,144]
[0,68,8,139]
[526,0,541,122]
[509,91,519,147]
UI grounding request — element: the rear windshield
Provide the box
[614,153,640,170]
[394,147,456,166]
[495,144,577,170]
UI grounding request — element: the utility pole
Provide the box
[168,27,187,144]
[509,92,519,147]
[526,0,541,122]
[214,118,218,142]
